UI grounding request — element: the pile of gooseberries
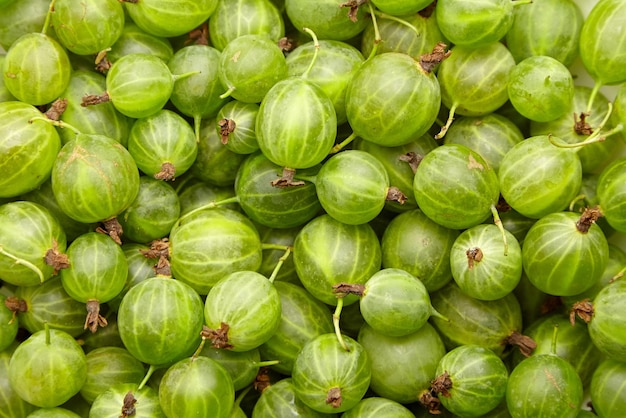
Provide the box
[2,0,626,417]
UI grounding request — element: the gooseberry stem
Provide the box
[550,324,559,356]
[0,245,45,283]
[267,246,292,284]
[332,297,350,352]
[191,336,207,359]
[373,11,420,36]
[138,364,158,391]
[330,131,358,154]
[490,204,509,256]
[300,28,320,79]
[28,116,82,135]
[435,103,458,140]
[366,2,382,61]
[550,103,620,148]
[610,265,626,283]
[175,196,240,226]
[41,0,56,35]
[193,115,202,143]
[172,70,201,82]
[219,86,235,100]
[568,194,587,212]
[586,81,603,115]
[512,0,533,5]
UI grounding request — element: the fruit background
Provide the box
[2,0,626,417]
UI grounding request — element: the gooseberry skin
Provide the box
[360,268,436,337]
[438,42,516,117]
[413,143,500,230]
[506,353,583,418]
[435,345,509,417]
[285,0,367,41]
[123,0,218,38]
[104,53,176,119]
[590,358,626,418]
[579,0,626,86]
[314,150,390,225]
[450,224,522,301]
[8,328,87,408]
[345,52,441,147]
[588,279,626,360]
[505,0,583,67]
[256,77,336,170]
[521,211,609,297]
[507,55,575,122]
[51,0,125,56]
[292,333,371,414]
[436,0,515,47]
[51,134,141,224]
[2,33,71,106]
[0,101,61,198]
[498,135,582,219]
[597,157,626,233]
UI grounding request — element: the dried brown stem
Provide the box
[398,152,422,173]
[326,387,342,408]
[96,218,124,245]
[85,299,108,333]
[218,118,236,144]
[570,298,594,325]
[419,42,451,73]
[386,186,407,204]
[576,206,603,233]
[120,391,137,418]
[45,239,70,275]
[201,323,233,350]
[45,98,68,121]
[332,283,366,297]
[271,167,305,188]
[154,162,176,181]
[574,112,593,135]
[339,0,367,22]
[466,247,483,270]
[505,331,537,357]
[81,92,110,107]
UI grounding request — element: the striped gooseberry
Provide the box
[0,294,18,351]
[413,143,501,230]
[381,208,458,292]
[120,0,218,38]
[117,276,204,367]
[583,279,626,360]
[507,55,575,122]
[258,281,334,375]
[358,268,445,337]
[443,113,523,173]
[498,135,582,219]
[286,39,364,124]
[511,313,600,387]
[234,152,321,229]
[506,328,583,418]
[285,0,367,41]
[255,34,337,185]
[127,109,198,181]
[251,378,328,418]
[596,156,626,234]
[202,270,281,352]
[118,177,180,244]
[436,0,530,48]
[199,346,277,391]
[426,345,509,417]
[353,133,438,212]
[51,0,124,56]
[436,42,516,138]
[345,48,443,147]
[504,0,583,67]
[450,223,522,301]
[530,86,621,174]
[0,201,67,287]
[2,32,71,106]
[81,53,196,119]
[218,34,288,104]
[51,132,140,242]
[168,44,227,142]
[60,232,128,333]
[293,214,381,306]
[158,356,234,418]
[169,207,262,294]
[579,0,626,102]
[0,101,61,198]
[57,70,131,146]
[80,347,146,404]
[216,100,260,155]
[8,326,87,408]
[522,208,609,296]
[430,282,534,357]
[89,383,165,418]
[13,277,86,337]
[106,22,173,63]
[292,333,371,414]
[357,322,446,404]
[302,149,405,225]
[590,358,626,418]
[0,344,37,417]
[208,0,284,51]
